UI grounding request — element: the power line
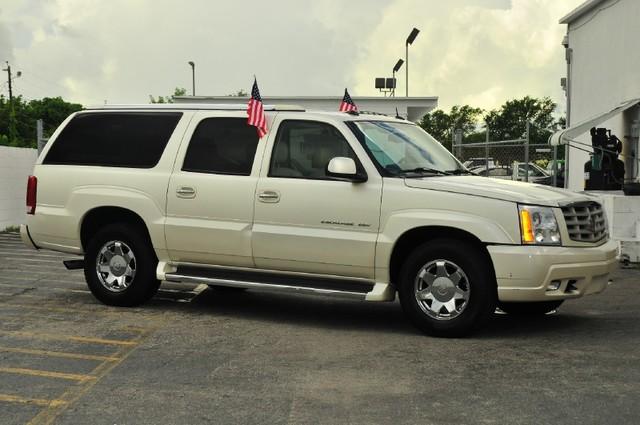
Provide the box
[13,63,69,93]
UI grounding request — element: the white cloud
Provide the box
[1,0,584,112]
[353,0,584,111]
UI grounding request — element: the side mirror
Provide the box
[327,157,367,183]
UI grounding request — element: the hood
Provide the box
[404,175,591,206]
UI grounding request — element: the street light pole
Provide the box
[405,28,420,97]
[392,59,404,98]
[188,61,195,96]
[405,42,408,97]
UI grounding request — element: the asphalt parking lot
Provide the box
[0,231,638,425]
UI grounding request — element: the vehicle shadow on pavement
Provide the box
[152,288,419,335]
[146,288,614,339]
[482,312,611,339]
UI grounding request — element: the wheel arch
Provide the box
[388,226,497,288]
[80,206,155,253]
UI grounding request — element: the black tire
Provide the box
[498,300,564,315]
[397,239,497,337]
[84,223,160,307]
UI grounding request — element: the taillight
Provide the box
[26,175,37,215]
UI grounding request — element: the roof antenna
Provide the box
[395,107,403,119]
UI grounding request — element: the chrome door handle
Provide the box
[176,186,196,198]
[258,190,280,203]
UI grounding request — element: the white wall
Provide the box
[565,0,640,190]
[0,146,38,230]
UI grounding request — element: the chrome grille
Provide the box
[561,202,607,243]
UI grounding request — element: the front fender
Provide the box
[375,207,520,282]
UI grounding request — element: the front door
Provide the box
[252,118,382,279]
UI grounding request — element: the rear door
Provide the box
[164,111,270,267]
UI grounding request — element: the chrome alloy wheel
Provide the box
[414,259,471,321]
[95,240,136,293]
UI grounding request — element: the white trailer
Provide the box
[554,0,640,265]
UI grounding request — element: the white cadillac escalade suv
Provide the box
[20,104,618,337]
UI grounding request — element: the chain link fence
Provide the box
[451,122,562,187]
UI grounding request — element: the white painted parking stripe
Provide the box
[0,277,86,286]
[0,251,70,258]
[2,257,63,263]
[0,282,89,294]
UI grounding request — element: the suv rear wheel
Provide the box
[84,223,160,306]
[397,239,496,337]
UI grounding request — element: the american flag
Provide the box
[247,78,267,138]
[339,88,358,112]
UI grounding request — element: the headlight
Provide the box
[518,205,561,245]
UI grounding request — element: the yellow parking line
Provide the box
[26,328,153,425]
[0,367,95,382]
[0,347,120,362]
[0,330,139,346]
[0,393,67,407]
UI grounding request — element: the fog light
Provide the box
[547,280,561,291]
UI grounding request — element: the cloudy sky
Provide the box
[0,0,583,112]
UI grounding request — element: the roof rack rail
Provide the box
[85,103,305,112]
[352,110,390,117]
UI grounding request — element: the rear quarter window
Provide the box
[43,112,182,168]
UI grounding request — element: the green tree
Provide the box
[483,96,558,145]
[149,87,187,104]
[419,105,484,150]
[0,95,82,148]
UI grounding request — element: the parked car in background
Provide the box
[462,157,495,170]
[471,162,552,185]
[546,160,566,188]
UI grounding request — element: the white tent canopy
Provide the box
[550,98,640,146]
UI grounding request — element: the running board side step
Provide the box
[164,266,374,300]
[63,259,85,270]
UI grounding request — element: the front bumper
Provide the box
[488,239,618,302]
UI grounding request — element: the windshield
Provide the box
[348,121,465,176]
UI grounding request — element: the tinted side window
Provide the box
[182,118,259,176]
[270,120,357,179]
[44,112,182,168]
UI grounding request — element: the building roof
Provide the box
[559,0,607,24]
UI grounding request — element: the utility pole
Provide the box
[3,61,13,102]
[3,61,18,146]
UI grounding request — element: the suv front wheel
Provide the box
[84,223,160,306]
[398,239,497,337]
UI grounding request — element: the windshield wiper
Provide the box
[446,169,474,175]
[398,167,452,177]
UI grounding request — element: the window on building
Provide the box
[269,120,358,179]
[182,118,259,175]
[44,112,182,168]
